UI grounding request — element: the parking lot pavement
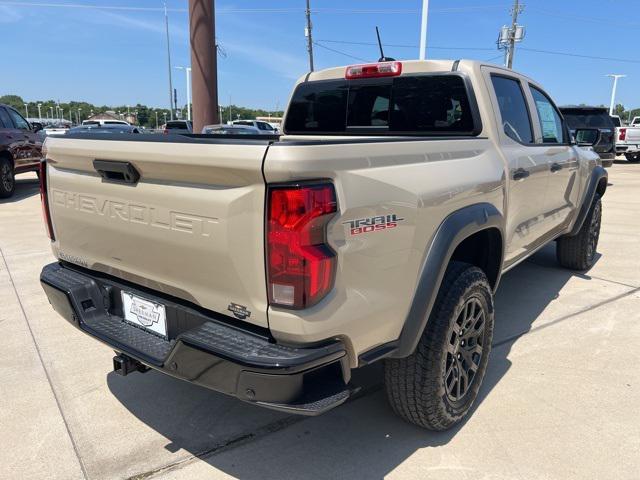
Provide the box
[1,164,639,480]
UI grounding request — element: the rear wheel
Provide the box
[0,157,15,198]
[625,153,640,163]
[384,262,494,430]
[557,195,601,270]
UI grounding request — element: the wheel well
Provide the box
[449,228,502,288]
[0,150,13,166]
[596,177,607,196]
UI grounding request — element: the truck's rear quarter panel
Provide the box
[264,138,504,364]
[45,136,270,327]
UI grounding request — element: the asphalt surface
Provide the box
[1,161,639,480]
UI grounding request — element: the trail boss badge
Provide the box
[343,214,404,236]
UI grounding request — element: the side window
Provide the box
[490,75,533,144]
[530,86,565,144]
[0,108,14,129]
[7,108,30,130]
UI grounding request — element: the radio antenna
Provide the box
[375,26,395,62]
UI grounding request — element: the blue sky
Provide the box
[2,0,640,110]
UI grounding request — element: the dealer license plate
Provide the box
[121,291,167,338]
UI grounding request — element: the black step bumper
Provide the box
[40,262,352,415]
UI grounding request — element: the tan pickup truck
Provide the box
[39,60,607,430]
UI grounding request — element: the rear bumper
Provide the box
[40,262,352,415]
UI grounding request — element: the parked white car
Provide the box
[232,119,279,135]
[43,124,71,136]
[82,119,130,126]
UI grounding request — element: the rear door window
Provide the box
[490,75,533,144]
[529,86,566,144]
[562,111,613,129]
[285,75,477,135]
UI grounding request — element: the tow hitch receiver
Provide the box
[113,354,149,376]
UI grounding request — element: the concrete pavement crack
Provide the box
[0,248,89,480]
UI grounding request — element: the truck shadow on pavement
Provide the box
[0,177,39,204]
[108,243,601,479]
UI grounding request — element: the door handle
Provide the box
[550,162,563,172]
[512,168,530,181]
[93,160,140,184]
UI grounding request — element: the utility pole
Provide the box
[189,0,219,132]
[606,74,626,116]
[37,103,42,120]
[419,0,429,60]
[164,1,174,120]
[24,103,29,118]
[506,0,523,69]
[305,0,314,71]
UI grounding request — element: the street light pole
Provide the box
[37,103,42,121]
[164,0,174,120]
[25,103,29,118]
[175,66,192,121]
[606,74,626,116]
[419,0,429,60]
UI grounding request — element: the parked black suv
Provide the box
[0,104,44,198]
[560,106,615,167]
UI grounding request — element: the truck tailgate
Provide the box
[44,135,270,327]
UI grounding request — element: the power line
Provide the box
[317,39,640,65]
[520,47,640,64]
[0,1,509,14]
[317,39,495,51]
[313,42,368,62]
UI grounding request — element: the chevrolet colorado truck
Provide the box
[39,60,607,430]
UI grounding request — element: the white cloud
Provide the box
[223,41,306,80]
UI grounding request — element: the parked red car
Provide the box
[0,104,43,198]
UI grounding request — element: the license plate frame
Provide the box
[121,291,168,339]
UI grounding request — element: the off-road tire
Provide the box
[384,262,494,430]
[0,157,15,198]
[557,195,602,271]
[625,153,640,163]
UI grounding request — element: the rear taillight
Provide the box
[345,61,402,80]
[266,182,337,309]
[619,128,627,141]
[39,160,55,241]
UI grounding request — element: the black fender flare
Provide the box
[567,165,607,237]
[377,202,506,359]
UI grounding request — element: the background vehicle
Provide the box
[631,116,640,126]
[612,116,640,162]
[163,120,192,134]
[560,106,616,167]
[40,60,607,430]
[43,123,71,136]
[0,103,43,198]
[232,119,279,134]
[82,119,130,126]
[67,124,141,135]
[202,124,261,135]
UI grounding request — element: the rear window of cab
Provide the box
[284,74,480,136]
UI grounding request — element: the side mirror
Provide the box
[574,128,600,147]
[32,122,43,133]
